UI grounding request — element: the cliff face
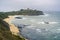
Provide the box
[0,18,25,40]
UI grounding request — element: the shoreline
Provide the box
[3,15,28,40]
[3,16,19,35]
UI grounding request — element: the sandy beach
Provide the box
[3,16,19,35]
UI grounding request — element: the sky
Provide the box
[0,0,60,12]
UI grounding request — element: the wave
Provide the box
[30,19,35,22]
[37,22,58,24]
[44,13,49,16]
[37,22,45,24]
[36,29,41,32]
[23,17,27,19]
[49,22,58,24]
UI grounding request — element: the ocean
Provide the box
[11,12,60,40]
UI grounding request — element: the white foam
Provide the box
[23,17,27,19]
[49,22,58,24]
[54,36,57,38]
[57,29,60,31]
[44,13,49,16]
[37,22,58,24]
[37,22,45,24]
[56,29,60,33]
[27,25,35,29]
[45,29,48,31]
[30,19,35,22]
[36,29,41,32]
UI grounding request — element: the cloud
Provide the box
[0,0,60,11]
[8,0,56,7]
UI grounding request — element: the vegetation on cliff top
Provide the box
[0,8,44,17]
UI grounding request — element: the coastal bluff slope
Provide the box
[3,16,19,35]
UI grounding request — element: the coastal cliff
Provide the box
[0,16,25,40]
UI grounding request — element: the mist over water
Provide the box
[12,12,60,40]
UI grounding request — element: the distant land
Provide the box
[0,8,44,19]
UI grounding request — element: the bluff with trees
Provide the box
[3,8,44,16]
[0,9,44,19]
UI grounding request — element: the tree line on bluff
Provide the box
[0,8,44,17]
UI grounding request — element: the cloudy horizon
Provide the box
[0,0,60,12]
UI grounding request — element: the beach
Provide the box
[3,16,19,35]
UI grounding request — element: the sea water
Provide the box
[12,12,60,40]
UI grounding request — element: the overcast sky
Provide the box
[0,0,60,12]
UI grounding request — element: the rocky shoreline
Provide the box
[3,16,27,40]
